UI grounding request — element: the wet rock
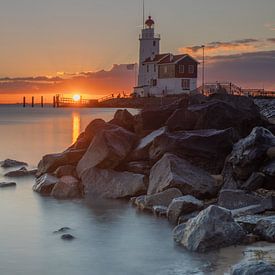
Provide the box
[254,216,275,242]
[231,260,275,275]
[54,165,77,178]
[33,173,59,195]
[231,205,266,218]
[1,159,28,168]
[178,211,200,225]
[150,128,237,174]
[152,206,168,217]
[235,215,264,233]
[110,109,135,132]
[224,127,275,181]
[80,167,146,199]
[148,153,218,199]
[134,195,147,210]
[0,182,16,188]
[167,195,204,224]
[51,176,82,199]
[173,205,245,252]
[129,127,166,161]
[242,234,261,245]
[122,161,151,176]
[37,149,85,177]
[61,234,75,241]
[4,167,37,177]
[77,126,137,177]
[135,188,183,211]
[241,172,265,191]
[218,189,263,210]
[53,227,71,233]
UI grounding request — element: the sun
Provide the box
[72,94,81,102]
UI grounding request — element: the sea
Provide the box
[0,105,274,275]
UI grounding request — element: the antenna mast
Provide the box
[143,0,145,29]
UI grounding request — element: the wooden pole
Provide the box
[31,96,34,107]
[23,96,26,108]
[53,96,56,108]
[41,96,44,108]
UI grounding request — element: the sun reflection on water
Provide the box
[72,111,81,143]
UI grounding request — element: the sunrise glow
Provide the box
[72,94,81,102]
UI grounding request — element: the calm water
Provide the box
[0,106,274,275]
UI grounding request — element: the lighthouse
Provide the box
[137,16,160,88]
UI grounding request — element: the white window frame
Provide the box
[182,79,190,90]
[188,65,194,74]
[179,65,185,73]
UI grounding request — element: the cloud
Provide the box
[179,38,261,56]
[265,23,275,31]
[267,38,275,43]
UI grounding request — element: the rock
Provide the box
[61,234,75,240]
[241,172,265,191]
[4,167,37,177]
[80,167,146,199]
[254,216,275,242]
[224,127,275,181]
[134,195,147,210]
[260,159,275,189]
[51,176,82,199]
[168,99,265,137]
[53,227,71,233]
[167,195,204,224]
[150,128,237,174]
[231,261,275,275]
[0,182,16,188]
[218,189,263,210]
[37,149,86,177]
[110,109,135,132]
[148,153,218,199]
[262,194,275,211]
[33,173,59,195]
[122,161,151,176]
[152,206,168,217]
[178,211,200,224]
[242,234,261,245]
[77,126,137,177]
[129,127,167,161]
[54,165,77,178]
[84,119,114,141]
[235,215,264,233]
[231,205,266,218]
[70,132,90,150]
[1,159,28,168]
[173,205,246,252]
[135,188,183,211]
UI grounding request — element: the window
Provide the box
[179,65,185,73]
[188,65,195,74]
[153,41,156,47]
[154,64,156,72]
[147,65,149,72]
[151,79,157,86]
[164,66,168,74]
[182,79,190,90]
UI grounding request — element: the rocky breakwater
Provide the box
[34,94,275,260]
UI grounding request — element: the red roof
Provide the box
[143,53,199,65]
[143,53,170,64]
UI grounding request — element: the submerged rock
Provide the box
[51,176,82,199]
[1,159,27,168]
[150,128,237,174]
[167,195,204,224]
[80,167,146,199]
[33,173,59,195]
[0,182,16,188]
[77,126,137,176]
[4,167,37,177]
[173,205,245,252]
[53,227,71,233]
[148,153,218,199]
[61,234,75,241]
[231,260,275,275]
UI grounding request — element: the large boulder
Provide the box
[148,153,218,199]
[33,174,59,195]
[231,261,275,275]
[150,128,237,174]
[110,109,135,132]
[77,126,138,177]
[167,195,204,224]
[54,165,77,178]
[37,149,85,177]
[135,188,183,211]
[167,99,265,137]
[122,161,151,176]
[254,216,275,242]
[51,176,82,199]
[218,189,263,210]
[80,167,146,199]
[129,127,167,161]
[223,127,275,182]
[173,205,246,252]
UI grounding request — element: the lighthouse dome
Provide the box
[145,16,155,28]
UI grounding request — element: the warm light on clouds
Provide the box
[265,23,275,31]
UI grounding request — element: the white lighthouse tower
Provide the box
[136,16,160,92]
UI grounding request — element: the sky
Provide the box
[0,0,274,102]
